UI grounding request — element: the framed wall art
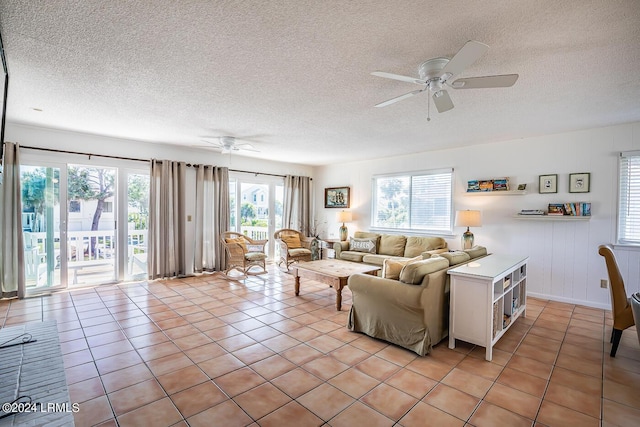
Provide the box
[569,173,590,193]
[539,174,558,194]
[325,187,350,208]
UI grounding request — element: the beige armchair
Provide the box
[274,229,312,270]
[221,232,268,276]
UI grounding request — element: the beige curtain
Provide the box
[0,142,25,299]
[148,159,187,279]
[194,165,229,272]
[283,175,311,234]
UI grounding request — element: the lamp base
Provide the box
[339,225,348,241]
[461,229,474,250]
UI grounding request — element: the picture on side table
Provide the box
[325,187,350,208]
[539,174,558,194]
[569,172,590,193]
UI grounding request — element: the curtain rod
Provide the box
[15,144,289,178]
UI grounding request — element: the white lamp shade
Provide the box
[455,210,482,227]
[337,211,352,223]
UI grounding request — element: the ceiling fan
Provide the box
[372,40,518,116]
[200,136,260,154]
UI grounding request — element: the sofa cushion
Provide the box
[399,257,450,285]
[340,251,366,262]
[379,234,407,257]
[382,256,422,280]
[404,236,447,258]
[281,234,302,249]
[350,237,377,253]
[464,245,487,259]
[438,251,472,266]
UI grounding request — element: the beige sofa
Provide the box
[333,231,449,269]
[347,246,488,356]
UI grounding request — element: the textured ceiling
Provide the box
[1,0,639,166]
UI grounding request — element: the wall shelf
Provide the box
[514,215,591,221]
[465,190,527,196]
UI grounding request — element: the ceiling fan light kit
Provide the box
[372,40,519,117]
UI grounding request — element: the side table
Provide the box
[319,239,342,259]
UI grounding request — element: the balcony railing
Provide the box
[24,229,148,287]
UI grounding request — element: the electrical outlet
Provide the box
[600,279,608,289]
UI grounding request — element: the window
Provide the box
[69,200,81,213]
[372,169,453,233]
[618,151,640,244]
[103,201,113,213]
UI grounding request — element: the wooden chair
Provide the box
[221,232,268,276]
[274,229,312,270]
[598,244,635,356]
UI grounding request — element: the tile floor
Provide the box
[1,266,639,426]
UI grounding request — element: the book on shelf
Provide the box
[479,180,494,192]
[518,209,545,215]
[563,202,591,216]
[467,180,480,192]
[547,203,565,215]
[493,178,509,191]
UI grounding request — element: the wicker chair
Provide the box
[274,229,312,270]
[221,232,268,276]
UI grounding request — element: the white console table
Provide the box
[448,254,528,361]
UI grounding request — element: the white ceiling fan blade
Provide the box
[375,89,424,108]
[432,90,454,113]
[441,40,489,81]
[200,139,223,148]
[371,71,426,85]
[236,143,260,152]
[450,74,519,89]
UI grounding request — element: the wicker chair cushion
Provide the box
[225,237,247,252]
[245,252,267,261]
[282,234,302,249]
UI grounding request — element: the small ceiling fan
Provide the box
[372,40,518,116]
[200,136,260,154]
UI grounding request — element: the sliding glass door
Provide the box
[229,174,284,259]
[21,164,65,292]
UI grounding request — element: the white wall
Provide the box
[313,122,640,309]
[7,123,313,276]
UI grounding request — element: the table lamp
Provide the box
[336,211,352,241]
[455,210,482,249]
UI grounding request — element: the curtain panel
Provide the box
[148,159,187,279]
[0,142,25,299]
[194,165,229,272]
[283,175,312,234]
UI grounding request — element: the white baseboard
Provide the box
[527,292,610,311]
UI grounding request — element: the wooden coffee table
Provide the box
[292,259,381,311]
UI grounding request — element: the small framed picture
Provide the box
[517,184,527,191]
[569,173,590,193]
[539,174,558,194]
[325,187,350,208]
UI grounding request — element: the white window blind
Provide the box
[372,169,453,233]
[618,151,640,244]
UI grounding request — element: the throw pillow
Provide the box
[281,234,302,249]
[382,256,422,280]
[225,237,247,252]
[349,237,377,253]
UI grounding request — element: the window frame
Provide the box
[617,151,640,245]
[370,168,454,235]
